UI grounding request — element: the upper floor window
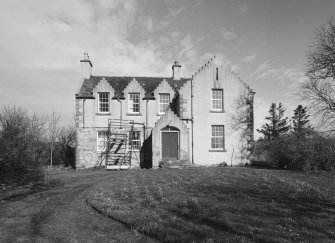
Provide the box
[98,92,109,113]
[211,125,224,149]
[159,93,170,114]
[97,131,107,152]
[128,93,140,113]
[212,89,223,111]
[216,68,219,81]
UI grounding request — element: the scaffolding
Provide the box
[94,119,144,170]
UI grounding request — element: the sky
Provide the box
[0,0,334,139]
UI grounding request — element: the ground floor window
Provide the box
[211,125,224,149]
[97,131,107,152]
[129,131,141,151]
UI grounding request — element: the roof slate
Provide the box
[76,76,190,98]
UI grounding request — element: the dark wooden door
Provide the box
[162,132,178,159]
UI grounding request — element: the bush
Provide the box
[252,133,335,172]
[302,133,335,171]
[0,105,45,183]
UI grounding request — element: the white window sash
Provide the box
[159,94,170,113]
[128,93,140,113]
[211,90,223,111]
[98,93,109,113]
[211,126,224,149]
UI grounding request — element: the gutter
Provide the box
[83,98,86,128]
[191,76,194,164]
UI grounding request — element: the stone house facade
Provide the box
[75,53,255,168]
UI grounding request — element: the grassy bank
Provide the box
[86,167,335,242]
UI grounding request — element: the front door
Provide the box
[161,132,178,160]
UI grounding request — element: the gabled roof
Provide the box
[76,76,190,99]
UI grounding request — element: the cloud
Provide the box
[255,61,271,74]
[254,61,307,87]
[0,0,140,70]
[220,28,237,41]
[242,54,256,62]
[140,17,169,32]
[0,0,176,126]
[170,31,182,39]
[168,5,186,19]
[235,3,248,15]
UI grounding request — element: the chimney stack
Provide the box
[80,53,93,80]
[172,60,181,80]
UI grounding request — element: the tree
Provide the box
[46,111,60,167]
[292,105,313,139]
[57,125,76,168]
[257,103,290,140]
[0,105,45,182]
[301,17,335,127]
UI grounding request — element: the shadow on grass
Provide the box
[1,179,61,202]
[167,183,335,242]
[86,167,335,242]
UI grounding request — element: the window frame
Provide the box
[158,93,170,114]
[211,89,223,111]
[128,92,140,114]
[129,130,141,151]
[97,92,110,114]
[97,131,108,152]
[211,125,225,150]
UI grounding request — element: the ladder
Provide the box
[105,132,132,169]
[94,119,141,170]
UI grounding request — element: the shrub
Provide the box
[0,105,45,183]
[252,133,335,172]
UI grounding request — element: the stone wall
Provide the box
[76,128,97,168]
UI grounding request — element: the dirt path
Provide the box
[0,169,156,243]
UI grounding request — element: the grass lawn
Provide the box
[86,167,335,242]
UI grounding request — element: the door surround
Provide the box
[160,126,179,160]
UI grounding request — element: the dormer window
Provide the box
[128,93,140,113]
[98,92,109,113]
[211,89,223,111]
[159,93,170,114]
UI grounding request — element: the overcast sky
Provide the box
[0,0,334,138]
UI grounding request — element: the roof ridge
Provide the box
[91,75,190,79]
[77,76,191,98]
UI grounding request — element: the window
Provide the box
[159,93,170,113]
[212,89,223,111]
[211,125,224,149]
[129,131,141,151]
[128,93,140,113]
[98,92,109,113]
[97,131,107,152]
[216,68,219,81]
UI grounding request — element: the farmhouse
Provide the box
[75,53,254,169]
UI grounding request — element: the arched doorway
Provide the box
[161,126,179,160]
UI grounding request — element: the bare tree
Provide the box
[231,87,254,163]
[58,125,76,168]
[0,105,46,181]
[46,111,60,167]
[301,16,335,127]
[28,113,47,164]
